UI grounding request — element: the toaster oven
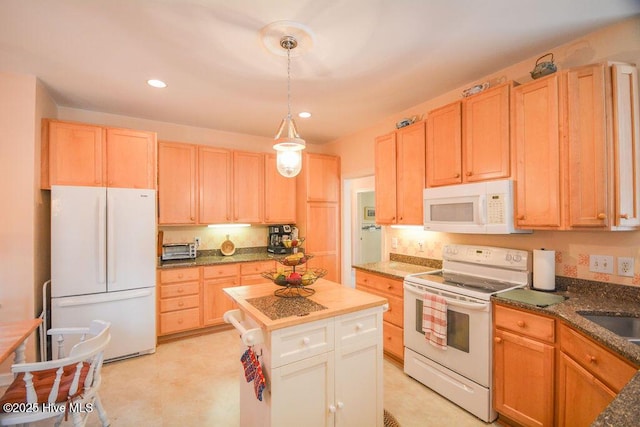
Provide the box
[161,243,197,261]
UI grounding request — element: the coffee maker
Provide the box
[267,224,293,254]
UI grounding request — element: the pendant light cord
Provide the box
[286,42,292,121]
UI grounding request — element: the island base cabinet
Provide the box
[557,353,616,427]
[236,306,384,427]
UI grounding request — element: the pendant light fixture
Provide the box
[273,35,305,178]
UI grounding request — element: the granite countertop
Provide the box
[158,248,275,269]
[223,279,388,331]
[493,279,640,426]
[353,254,442,279]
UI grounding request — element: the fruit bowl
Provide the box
[275,252,314,267]
[281,237,305,248]
[261,268,327,286]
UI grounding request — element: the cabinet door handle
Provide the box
[597,213,606,219]
[337,401,344,409]
[329,404,336,413]
[620,213,629,219]
[454,173,460,178]
[356,323,363,330]
[516,320,525,328]
[177,287,184,293]
[587,354,597,364]
[302,337,311,345]
[178,301,184,307]
[516,215,525,220]
[465,171,472,177]
[494,337,503,343]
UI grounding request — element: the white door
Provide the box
[107,188,156,292]
[52,185,107,297]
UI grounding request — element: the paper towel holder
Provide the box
[532,248,556,292]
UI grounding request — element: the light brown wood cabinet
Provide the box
[375,121,425,225]
[158,267,201,336]
[426,83,511,188]
[557,323,637,427]
[202,264,239,326]
[158,260,277,337]
[42,119,156,190]
[296,153,341,282]
[233,151,264,223]
[264,153,297,224]
[355,269,403,361]
[514,62,640,230]
[199,146,232,224]
[493,304,555,427]
[158,141,197,224]
[493,303,639,427]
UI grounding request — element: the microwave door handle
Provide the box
[478,195,487,224]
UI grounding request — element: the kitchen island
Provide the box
[223,280,388,427]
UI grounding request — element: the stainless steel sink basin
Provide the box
[578,313,640,345]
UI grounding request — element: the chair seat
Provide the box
[0,362,90,410]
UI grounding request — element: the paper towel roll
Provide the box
[533,249,556,291]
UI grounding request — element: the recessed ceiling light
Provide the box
[147,79,167,88]
[298,112,312,118]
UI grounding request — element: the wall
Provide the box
[0,72,57,379]
[324,17,640,287]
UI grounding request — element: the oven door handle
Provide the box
[404,284,490,312]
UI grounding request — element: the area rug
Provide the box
[384,409,401,427]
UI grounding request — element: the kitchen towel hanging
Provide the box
[422,293,447,349]
[533,248,556,291]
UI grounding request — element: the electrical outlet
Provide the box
[391,237,398,249]
[194,237,200,247]
[618,257,635,277]
[418,241,424,252]
[589,255,614,274]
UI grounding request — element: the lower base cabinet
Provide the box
[493,303,639,427]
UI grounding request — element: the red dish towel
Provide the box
[422,293,447,349]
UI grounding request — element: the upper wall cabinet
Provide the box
[514,62,640,231]
[158,141,197,224]
[42,120,157,189]
[199,146,232,224]
[264,153,296,224]
[233,151,264,223]
[375,121,425,225]
[426,83,511,187]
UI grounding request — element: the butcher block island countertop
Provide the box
[223,279,388,331]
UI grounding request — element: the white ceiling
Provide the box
[2,0,640,144]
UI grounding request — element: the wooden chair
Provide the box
[0,320,111,427]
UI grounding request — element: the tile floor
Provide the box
[17,329,498,426]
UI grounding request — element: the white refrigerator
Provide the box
[51,185,156,361]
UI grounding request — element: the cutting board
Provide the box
[498,289,566,308]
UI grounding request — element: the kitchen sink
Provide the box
[578,312,640,345]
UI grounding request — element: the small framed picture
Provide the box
[363,206,375,221]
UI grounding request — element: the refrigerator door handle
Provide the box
[97,193,107,284]
[107,192,115,286]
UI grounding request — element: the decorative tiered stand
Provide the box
[262,252,327,298]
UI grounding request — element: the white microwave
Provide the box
[423,179,531,234]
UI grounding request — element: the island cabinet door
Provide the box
[271,352,335,427]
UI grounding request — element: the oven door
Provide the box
[403,281,491,386]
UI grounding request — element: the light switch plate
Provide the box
[589,255,614,274]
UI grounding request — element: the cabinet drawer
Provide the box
[159,308,200,335]
[160,281,199,298]
[160,295,200,313]
[560,323,637,392]
[383,321,404,360]
[240,260,275,275]
[203,263,239,279]
[271,318,334,368]
[355,270,403,298]
[160,267,199,283]
[358,284,402,328]
[336,307,382,348]
[494,304,555,343]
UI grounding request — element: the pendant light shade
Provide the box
[272,34,305,177]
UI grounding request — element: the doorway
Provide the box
[342,176,382,287]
